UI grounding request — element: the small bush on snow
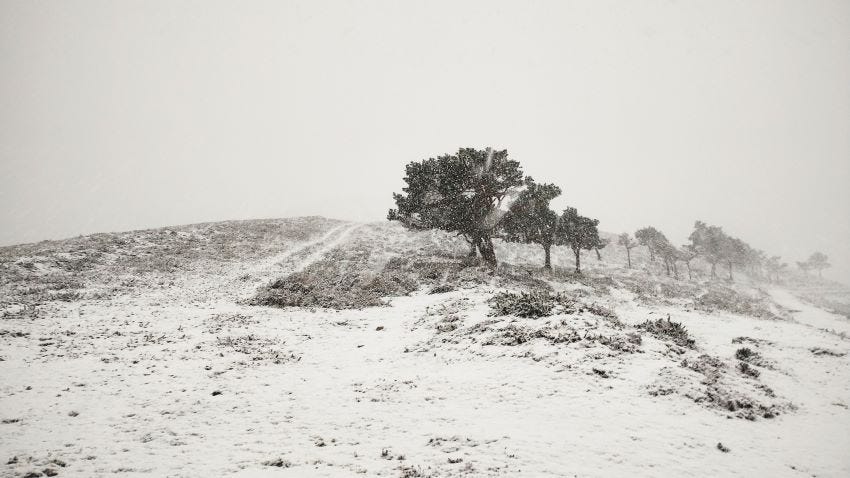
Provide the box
[738,362,761,378]
[637,316,695,348]
[735,347,756,361]
[488,291,575,318]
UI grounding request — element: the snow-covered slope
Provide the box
[1,219,849,477]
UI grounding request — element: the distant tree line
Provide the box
[388,147,831,281]
[619,221,830,283]
[797,252,831,278]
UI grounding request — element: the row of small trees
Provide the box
[619,221,831,282]
[388,148,602,272]
[618,222,751,280]
[388,147,831,280]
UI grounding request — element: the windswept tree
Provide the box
[635,226,664,262]
[500,179,562,270]
[806,252,831,278]
[656,237,679,278]
[721,236,748,280]
[634,226,681,278]
[617,233,638,268]
[388,148,524,266]
[559,207,601,274]
[689,221,726,279]
[797,260,811,276]
[690,220,770,281]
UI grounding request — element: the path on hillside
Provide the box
[230,222,361,300]
[769,287,850,336]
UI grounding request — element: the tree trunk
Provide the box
[686,261,692,280]
[664,259,670,276]
[476,235,497,267]
[710,262,716,279]
[649,249,655,262]
[468,242,477,257]
[673,262,679,280]
[595,248,602,261]
[728,261,733,280]
[574,248,581,274]
[626,248,632,269]
[543,244,552,270]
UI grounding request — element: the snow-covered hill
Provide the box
[1,218,849,477]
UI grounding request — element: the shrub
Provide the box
[428,284,455,294]
[738,362,760,378]
[488,291,576,318]
[582,303,618,321]
[735,347,755,361]
[637,316,695,348]
[250,247,421,310]
[262,458,292,468]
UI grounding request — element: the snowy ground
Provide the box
[1,219,849,477]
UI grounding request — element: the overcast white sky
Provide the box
[1,0,849,282]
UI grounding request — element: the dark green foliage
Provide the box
[428,284,455,294]
[735,347,755,361]
[636,226,681,277]
[559,207,601,274]
[500,178,562,270]
[689,221,726,278]
[250,249,420,309]
[734,346,772,370]
[388,148,525,266]
[489,291,562,318]
[690,220,768,281]
[582,302,619,320]
[738,362,761,378]
[487,290,618,320]
[488,291,577,318]
[262,458,292,468]
[637,316,695,348]
[635,226,664,262]
[810,347,846,357]
[251,235,552,310]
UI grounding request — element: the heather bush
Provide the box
[488,291,577,318]
[735,347,756,361]
[738,362,760,378]
[637,316,695,348]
